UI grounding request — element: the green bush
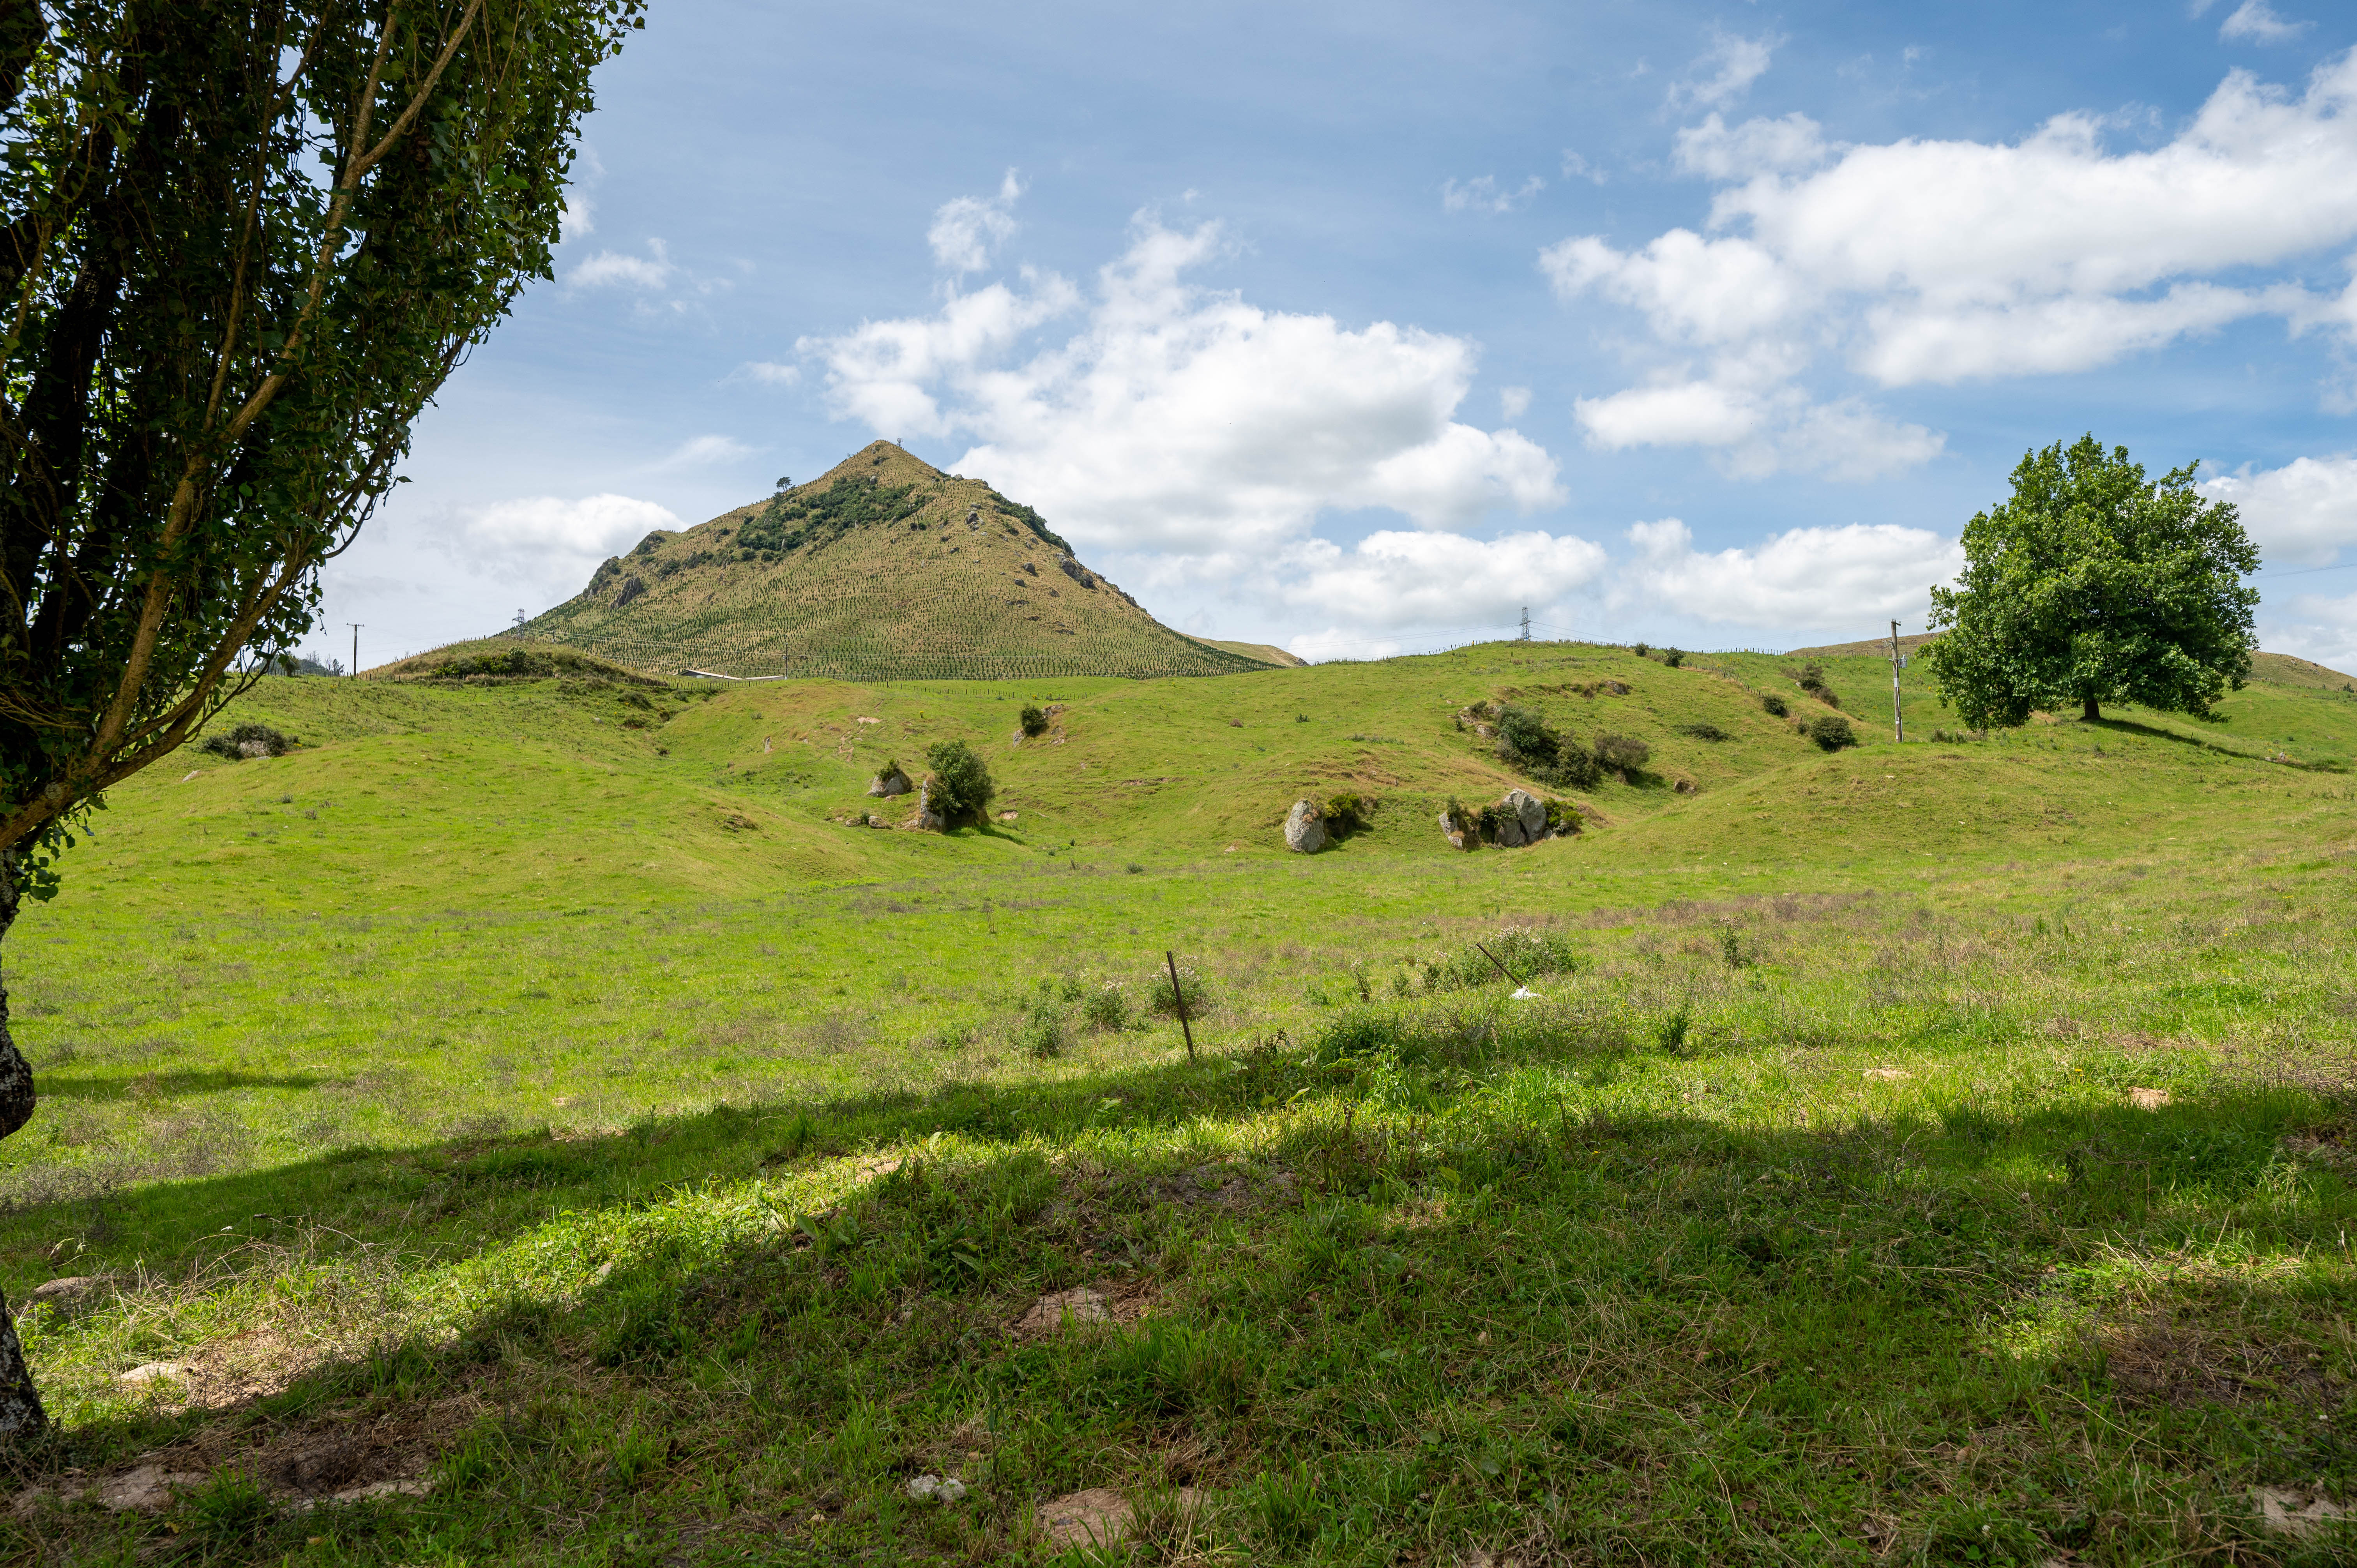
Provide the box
[195,721,297,760]
[1018,703,1048,737]
[1809,714,1858,750]
[1422,925,1583,992]
[1663,648,1686,668]
[1322,790,1374,835]
[1546,739,1602,790]
[924,740,996,823]
[1016,1001,1066,1059]
[1796,662,1839,708]
[1760,693,1789,717]
[1591,732,1650,774]
[1147,962,1212,1019]
[1492,702,1558,768]
[1631,641,1650,657]
[1081,983,1131,1031]
[1677,721,1728,742]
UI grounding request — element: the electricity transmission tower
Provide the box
[1519,606,1531,642]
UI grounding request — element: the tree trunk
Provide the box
[0,851,48,1439]
[2082,697,2101,722]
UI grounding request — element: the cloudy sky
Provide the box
[322,0,2357,669]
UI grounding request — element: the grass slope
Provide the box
[509,442,1268,682]
[0,645,2352,1563]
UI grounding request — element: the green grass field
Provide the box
[0,641,2352,1564]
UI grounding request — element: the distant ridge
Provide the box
[514,442,1282,681]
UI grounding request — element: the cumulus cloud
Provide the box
[1499,385,1532,420]
[1619,517,1961,632]
[1443,175,1546,214]
[427,494,684,603]
[1549,49,2357,475]
[569,239,673,291]
[648,434,756,471]
[560,194,594,244]
[1670,30,1779,111]
[1281,529,1607,630]
[801,214,1565,558]
[2219,2,2310,44]
[928,170,1024,273]
[2199,454,2357,565]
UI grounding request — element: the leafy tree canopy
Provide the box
[1924,435,2260,728]
[925,739,995,824]
[0,0,643,1438]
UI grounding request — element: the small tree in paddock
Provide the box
[925,740,996,824]
[1926,435,2259,729]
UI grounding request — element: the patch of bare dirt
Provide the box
[1013,1277,1156,1340]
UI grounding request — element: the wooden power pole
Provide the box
[348,623,363,678]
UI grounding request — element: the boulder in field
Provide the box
[866,762,912,798]
[910,779,946,832]
[1283,799,1326,853]
[1438,802,1478,850]
[1507,788,1548,842]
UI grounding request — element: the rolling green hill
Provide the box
[4,638,2355,1564]
[506,441,1280,681]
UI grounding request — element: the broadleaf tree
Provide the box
[1924,435,2260,730]
[0,0,643,1436]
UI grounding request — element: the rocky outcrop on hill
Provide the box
[910,779,946,833]
[866,763,911,798]
[1283,800,1326,853]
[1442,789,1567,850]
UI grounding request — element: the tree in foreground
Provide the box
[1924,435,2260,729]
[0,0,643,1437]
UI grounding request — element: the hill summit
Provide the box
[514,442,1274,681]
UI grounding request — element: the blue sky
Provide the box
[321,0,2357,670]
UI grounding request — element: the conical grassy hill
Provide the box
[513,441,1272,681]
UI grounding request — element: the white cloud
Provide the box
[802,214,1565,556]
[928,170,1024,273]
[1559,151,1607,185]
[1499,385,1532,420]
[2199,454,2357,566]
[569,239,673,291]
[561,194,594,243]
[2259,589,2357,672]
[1674,112,1832,180]
[1548,49,2357,475]
[648,434,756,471]
[1443,175,1545,215]
[2219,2,2310,44]
[1670,30,1780,111]
[429,494,684,603]
[1620,517,1962,632]
[1281,529,1607,630]
[736,362,800,387]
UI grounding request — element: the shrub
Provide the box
[1018,703,1048,737]
[1795,662,1840,708]
[194,722,297,760]
[1440,795,1478,841]
[924,740,996,823]
[1124,861,1144,874]
[1760,693,1789,718]
[1631,641,1650,657]
[1677,722,1728,742]
[1016,1001,1066,1059]
[1543,798,1583,836]
[1808,715,1858,750]
[1147,963,1212,1019]
[1547,740,1602,791]
[1492,703,1558,769]
[1322,791,1373,836]
[1422,925,1583,992]
[1591,732,1650,774]
[1663,648,1686,668]
[1081,983,1131,1031]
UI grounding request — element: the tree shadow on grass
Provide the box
[34,1071,327,1102]
[0,1022,2349,1563]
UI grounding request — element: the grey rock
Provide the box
[866,767,911,798]
[27,1276,103,1316]
[1507,788,1548,841]
[1438,809,1477,851]
[1491,809,1528,848]
[1283,800,1326,853]
[911,780,946,832]
[613,574,645,609]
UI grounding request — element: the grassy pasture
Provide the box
[0,643,2352,1564]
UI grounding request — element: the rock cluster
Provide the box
[1442,788,1567,850]
[911,779,946,832]
[865,764,911,798]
